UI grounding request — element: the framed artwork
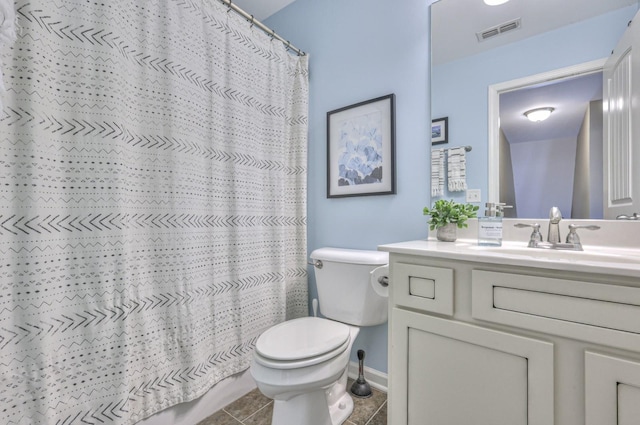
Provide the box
[326,94,396,198]
[431,117,449,145]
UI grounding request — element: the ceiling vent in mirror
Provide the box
[477,18,522,42]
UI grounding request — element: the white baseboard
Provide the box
[347,361,388,393]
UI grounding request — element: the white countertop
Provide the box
[378,239,640,279]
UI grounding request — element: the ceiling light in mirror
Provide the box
[484,0,510,5]
[524,107,554,122]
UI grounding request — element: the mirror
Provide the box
[430,0,639,219]
[491,63,604,219]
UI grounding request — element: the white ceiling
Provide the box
[232,0,297,21]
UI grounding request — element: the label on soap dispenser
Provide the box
[478,218,503,246]
[479,221,503,238]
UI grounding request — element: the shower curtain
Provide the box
[0,0,308,423]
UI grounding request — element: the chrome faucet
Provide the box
[514,223,542,247]
[616,212,639,220]
[514,206,601,251]
[565,224,600,251]
[547,207,562,243]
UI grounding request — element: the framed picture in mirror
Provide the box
[432,117,448,145]
[326,94,396,198]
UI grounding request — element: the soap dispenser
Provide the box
[478,202,511,246]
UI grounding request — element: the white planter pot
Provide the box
[436,223,457,242]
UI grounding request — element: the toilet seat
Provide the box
[255,317,351,370]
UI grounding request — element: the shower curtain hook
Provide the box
[250,15,254,28]
[226,0,232,13]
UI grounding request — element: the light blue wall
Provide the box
[266,2,637,374]
[266,0,433,373]
[432,5,638,206]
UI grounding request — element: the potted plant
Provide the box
[423,199,479,242]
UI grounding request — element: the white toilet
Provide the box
[250,247,389,425]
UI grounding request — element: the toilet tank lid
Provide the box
[310,247,388,265]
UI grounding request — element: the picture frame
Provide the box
[326,94,396,198]
[431,116,449,145]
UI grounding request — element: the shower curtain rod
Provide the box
[219,0,305,56]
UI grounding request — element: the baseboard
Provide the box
[347,361,388,393]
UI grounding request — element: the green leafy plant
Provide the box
[423,199,479,230]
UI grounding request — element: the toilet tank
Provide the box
[310,247,389,327]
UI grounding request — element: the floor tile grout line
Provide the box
[239,400,274,424]
[222,407,249,424]
[364,400,387,425]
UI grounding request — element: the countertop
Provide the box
[378,239,640,279]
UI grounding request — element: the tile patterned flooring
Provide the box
[197,380,387,425]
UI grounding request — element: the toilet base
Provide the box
[272,389,331,425]
[328,390,354,425]
[326,368,353,424]
[271,386,354,425]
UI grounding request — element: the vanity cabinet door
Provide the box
[389,308,554,425]
[585,351,640,425]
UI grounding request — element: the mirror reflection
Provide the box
[430,0,639,219]
[499,71,603,219]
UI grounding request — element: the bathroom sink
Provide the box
[469,242,640,265]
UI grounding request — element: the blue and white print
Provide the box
[337,111,384,186]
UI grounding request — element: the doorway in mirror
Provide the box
[488,59,608,219]
[498,71,604,219]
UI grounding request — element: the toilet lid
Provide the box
[256,317,350,361]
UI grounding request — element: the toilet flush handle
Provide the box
[307,259,323,269]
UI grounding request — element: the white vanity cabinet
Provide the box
[381,240,640,425]
[393,307,553,425]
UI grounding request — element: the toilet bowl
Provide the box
[250,247,389,425]
[251,317,360,425]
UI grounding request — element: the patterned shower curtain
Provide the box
[0,0,308,423]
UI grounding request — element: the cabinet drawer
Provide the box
[393,263,453,316]
[473,270,640,351]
